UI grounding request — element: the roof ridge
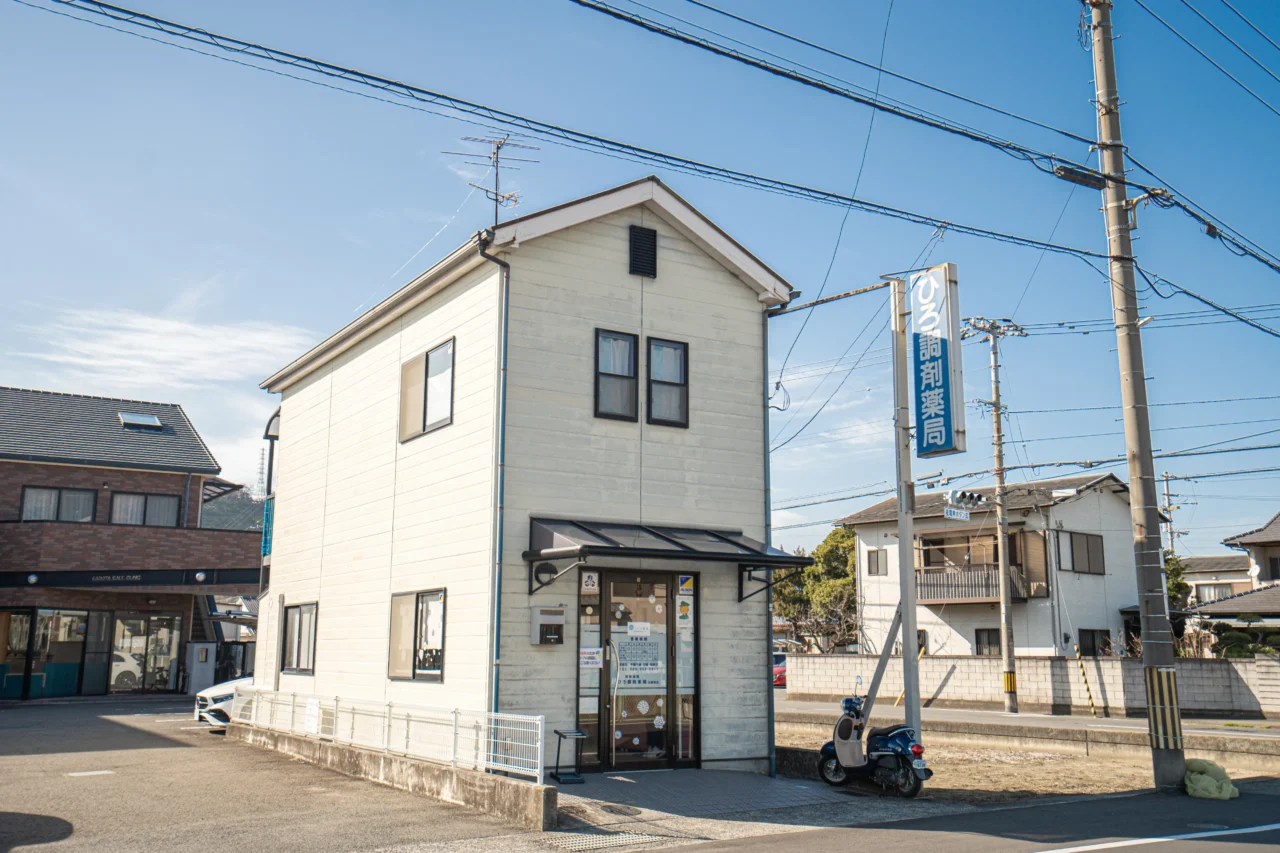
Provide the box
[1194,580,1280,611]
[0,385,180,408]
[1222,509,1280,544]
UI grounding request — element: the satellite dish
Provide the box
[1248,565,1260,578]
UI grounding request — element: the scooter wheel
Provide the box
[895,759,923,799]
[818,756,848,786]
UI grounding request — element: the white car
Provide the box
[194,676,251,726]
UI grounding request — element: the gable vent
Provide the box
[629,225,657,278]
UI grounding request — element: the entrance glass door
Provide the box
[605,574,670,769]
[144,616,181,691]
[109,613,182,693]
[111,616,148,692]
[1,611,32,699]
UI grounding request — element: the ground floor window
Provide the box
[388,590,445,682]
[974,628,1001,657]
[1078,629,1112,657]
[281,603,317,674]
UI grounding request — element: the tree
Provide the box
[1162,551,1191,611]
[773,527,858,653]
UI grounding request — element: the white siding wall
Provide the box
[856,486,1141,658]
[496,206,770,769]
[255,264,501,714]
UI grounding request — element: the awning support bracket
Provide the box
[738,564,805,603]
[528,559,587,596]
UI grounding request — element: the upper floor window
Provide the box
[1056,531,1105,575]
[595,329,638,421]
[866,548,887,576]
[21,486,96,522]
[400,338,455,442]
[110,493,180,527]
[647,338,688,427]
[282,603,317,674]
[1196,582,1234,603]
[388,589,446,682]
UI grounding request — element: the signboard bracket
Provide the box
[738,564,804,603]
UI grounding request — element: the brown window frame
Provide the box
[109,492,182,528]
[20,485,98,523]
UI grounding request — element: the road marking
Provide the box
[1034,821,1280,852]
[179,726,209,730]
[67,770,114,777]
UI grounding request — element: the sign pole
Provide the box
[889,276,921,737]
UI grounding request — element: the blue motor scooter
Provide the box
[818,675,932,797]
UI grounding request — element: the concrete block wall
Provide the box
[788,653,1277,717]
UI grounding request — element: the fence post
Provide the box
[333,696,340,740]
[404,712,411,754]
[535,715,545,786]
[384,702,392,751]
[290,692,298,733]
[452,709,459,768]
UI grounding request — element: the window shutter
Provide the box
[629,225,657,278]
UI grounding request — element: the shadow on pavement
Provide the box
[0,813,74,853]
[0,702,192,757]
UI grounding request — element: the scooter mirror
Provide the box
[856,675,863,688]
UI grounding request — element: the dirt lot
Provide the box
[777,733,1261,805]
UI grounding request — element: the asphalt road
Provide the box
[684,780,1280,853]
[0,698,528,853]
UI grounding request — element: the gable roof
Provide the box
[0,386,220,475]
[262,176,794,393]
[1223,511,1280,547]
[1181,555,1252,575]
[837,473,1128,527]
[1189,582,1280,617]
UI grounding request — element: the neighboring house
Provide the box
[0,387,261,700]
[253,177,811,774]
[840,473,1143,659]
[1188,583,1280,634]
[1182,555,1254,605]
[1222,511,1280,588]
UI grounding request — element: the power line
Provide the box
[1136,266,1280,339]
[1011,185,1077,319]
[1013,417,1280,445]
[1131,0,1280,119]
[1008,394,1280,414]
[676,0,1095,145]
[1165,465,1280,482]
[1177,0,1280,86]
[15,0,1118,264]
[775,0,896,384]
[1217,0,1280,55]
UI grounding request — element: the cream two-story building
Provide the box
[251,177,810,775]
[840,473,1143,659]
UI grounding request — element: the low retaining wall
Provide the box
[788,654,1280,717]
[775,711,1280,774]
[228,722,557,831]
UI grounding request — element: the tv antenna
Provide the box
[442,134,540,226]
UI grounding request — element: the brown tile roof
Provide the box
[1222,511,1280,546]
[1181,555,1252,574]
[837,473,1126,527]
[1190,582,1280,617]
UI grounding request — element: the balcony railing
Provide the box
[261,495,274,559]
[915,565,1036,604]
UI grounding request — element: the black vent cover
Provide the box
[629,225,657,278]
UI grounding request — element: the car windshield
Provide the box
[773,654,786,665]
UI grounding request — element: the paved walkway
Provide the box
[776,692,1280,741]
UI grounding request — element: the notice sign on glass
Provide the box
[617,635,665,689]
[911,263,966,458]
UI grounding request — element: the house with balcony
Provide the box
[0,387,262,699]
[839,473,1142,658]
[252,176,811,775]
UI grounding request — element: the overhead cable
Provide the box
[1216,0,1280,55]
[1177,0,1280,86]
[1008,394,1280,414]
[15,0,1115,264]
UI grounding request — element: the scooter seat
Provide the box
[866,724,908,740]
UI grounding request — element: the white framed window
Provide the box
[1196,582,1234,603]
[399,338,455,441]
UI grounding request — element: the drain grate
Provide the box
[542,831,669,851]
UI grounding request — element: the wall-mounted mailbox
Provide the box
[531,606,566,645]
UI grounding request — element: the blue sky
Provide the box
[1,0,1276,556]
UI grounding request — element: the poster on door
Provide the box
[676,597,694,633]
[616,634,664,689]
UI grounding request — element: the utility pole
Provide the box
[888,276,921,737]
[1087,0,1185,791]
[441,135,540,225]
[963,317,1026,714]
[1161,473,1175,553]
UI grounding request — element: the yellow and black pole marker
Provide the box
[1146,666,1183,751]
[1073,644,1098,719]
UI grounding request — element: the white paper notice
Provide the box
[304,698,321,734]
[578,696,598,715]
[627,621,651,637]
[579,647,604,669]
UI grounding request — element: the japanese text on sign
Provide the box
[911,263,965,458]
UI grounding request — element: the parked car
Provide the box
[773,653,787,688]
[194,676,251,726]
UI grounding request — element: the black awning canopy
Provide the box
[524,517,813,568]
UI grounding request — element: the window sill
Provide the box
[399,417,454,444]
[646,418,689,429]
[388,674,444,683]
[594,412,639,423]
[280,669,314,676]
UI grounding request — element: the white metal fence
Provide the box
[231,686,544,784]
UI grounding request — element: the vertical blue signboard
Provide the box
[911,263,966,458]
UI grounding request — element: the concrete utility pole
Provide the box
[963,317,1026,714]
[1087,0,1185,791]
[889,276,922,737]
